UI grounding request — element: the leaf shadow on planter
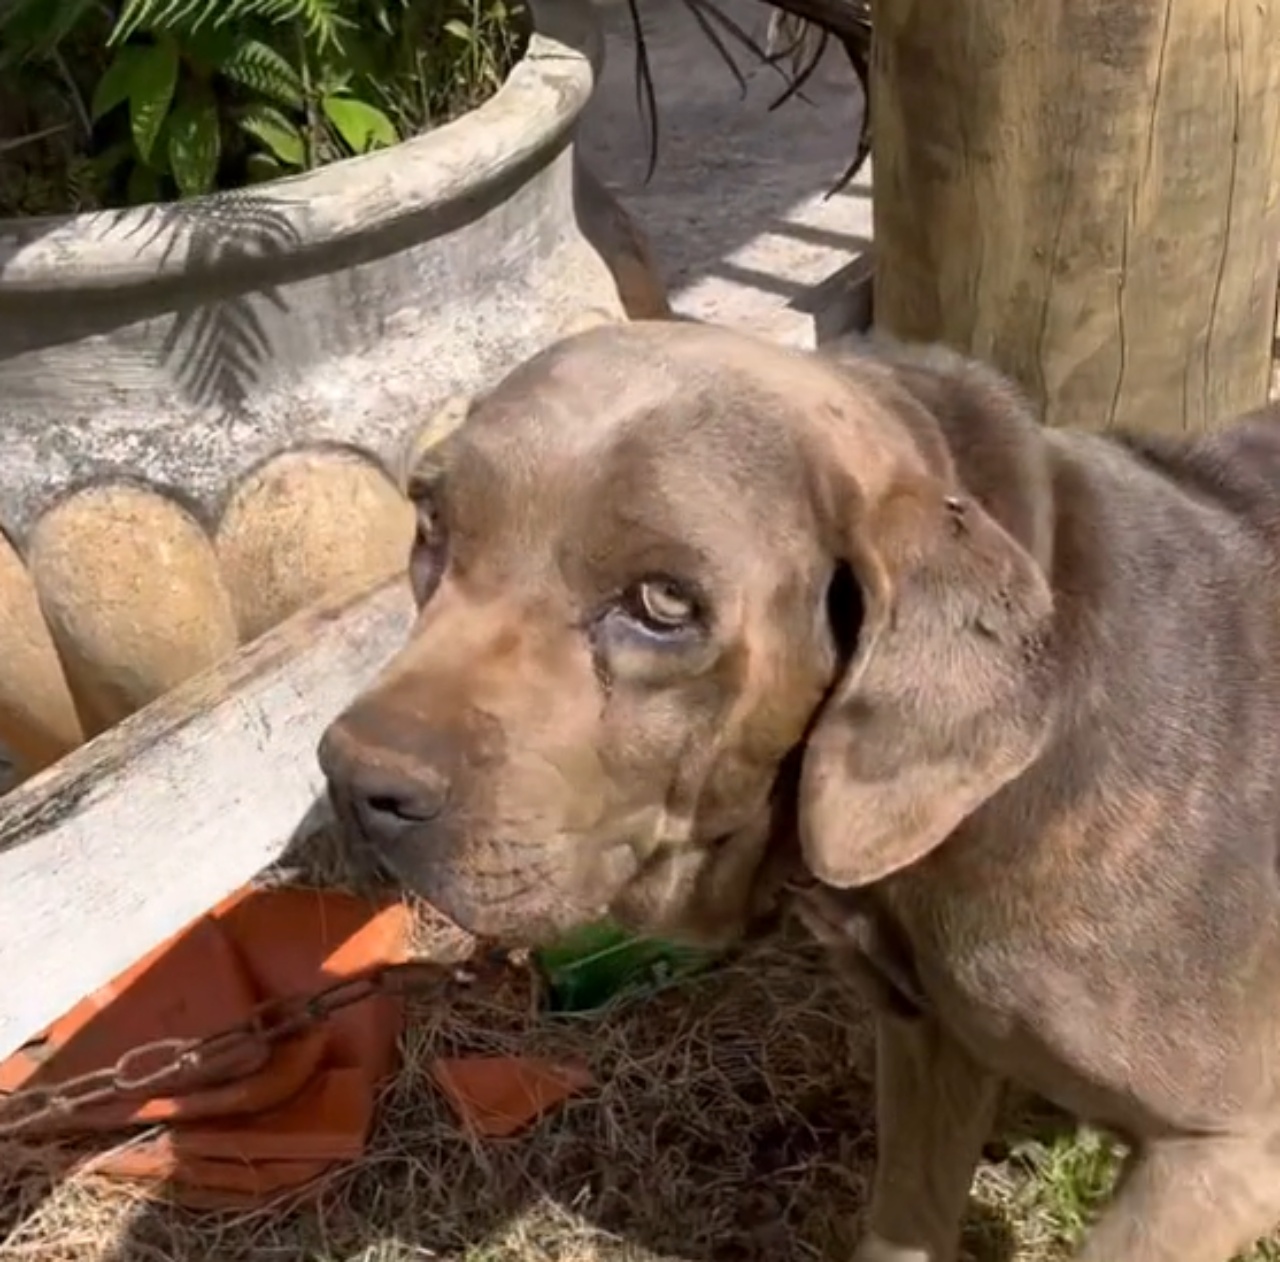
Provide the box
[145,195,302,414]
[100,192,302,415]
[0,190,302,417]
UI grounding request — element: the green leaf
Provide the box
[90,138,135,180]
[220,37,305,109]
[180,23,239,69]
[111,0,347,49]
[244,151,284,184]
[317,65,353,96]
[443,17,473,41]
[166,97,221,197]
[91,44,147,121]
[111,0,205,41]
[0,0,96,65]
[127,41,180,162]
[321,95,398,155]
[237,104,306,167]
[125,159,161,206]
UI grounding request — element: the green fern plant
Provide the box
[0,0,525,213]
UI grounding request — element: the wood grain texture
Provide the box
[871,0,1280,433]
[0,575,414,1063]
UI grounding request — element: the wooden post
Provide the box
[870,0,1280,433]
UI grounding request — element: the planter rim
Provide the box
[0,0,601,294]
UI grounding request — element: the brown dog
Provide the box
[319,320,1280,1262]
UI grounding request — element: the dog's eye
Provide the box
[417,497,444,547]
[409,490,447,605]
[622,576,702,633]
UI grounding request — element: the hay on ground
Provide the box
[0,909,878,1262]
[0,848,1163,1262]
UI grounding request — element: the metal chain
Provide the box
[0,952,510,1140]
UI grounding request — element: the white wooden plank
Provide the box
[0,575,415,1063]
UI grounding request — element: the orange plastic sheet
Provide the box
[430,1056,594,1139]
[0,885,410,1207]
[0,884,595,1209]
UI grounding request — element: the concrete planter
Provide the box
[0,0,627,789]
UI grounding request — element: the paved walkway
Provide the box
[578,0,871,346]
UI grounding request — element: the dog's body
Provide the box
[796,347,1280,1261]
[815,342,1280,1134]
[320,322,1280,1261]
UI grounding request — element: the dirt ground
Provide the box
[577,0,871,347]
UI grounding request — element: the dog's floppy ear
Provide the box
[797,402,1058,889]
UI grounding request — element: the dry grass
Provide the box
[3,848,1279,1262]
[0,917,877,1262]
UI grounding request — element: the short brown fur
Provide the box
[320,321,1280,1261]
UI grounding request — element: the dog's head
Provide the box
[318,323,1058,947]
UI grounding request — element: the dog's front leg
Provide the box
[854,1013,1002,1262]
[1072,1135,1280,1262]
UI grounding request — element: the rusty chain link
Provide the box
[0,952,510,1140]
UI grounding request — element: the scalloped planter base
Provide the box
[29,484,240,738]
[0,0,643,790]
[0,532,84,778]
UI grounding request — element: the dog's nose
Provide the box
[317,721,452,846]
[349,766,448,841]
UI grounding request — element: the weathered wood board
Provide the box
[807,248,876,346]
[0,575,415,1063]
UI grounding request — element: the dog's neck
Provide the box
[741,747,812,930]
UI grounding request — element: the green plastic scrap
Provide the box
[533,919,723,1013]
